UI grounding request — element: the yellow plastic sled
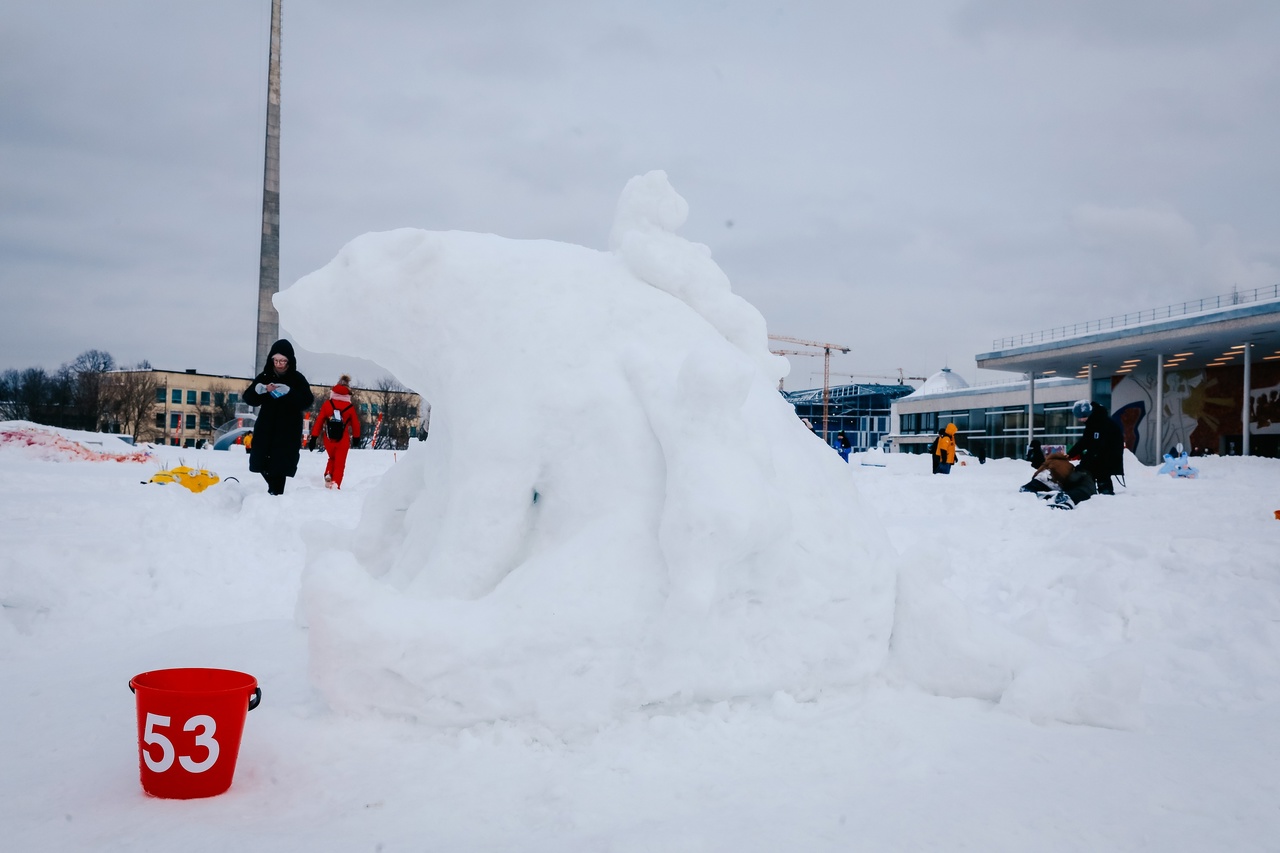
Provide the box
[144,466,222,493]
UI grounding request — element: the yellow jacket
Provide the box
[934,423,957,464]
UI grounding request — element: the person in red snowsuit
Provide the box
[308,376,361,489]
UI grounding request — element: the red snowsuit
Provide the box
[310,387,360,488]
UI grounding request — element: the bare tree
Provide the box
[373,377,415,449]
[1,367,55,422]
[0,369,24,420]
[201,380,240,430]
[66,349,116,431]
[104,361,159,442]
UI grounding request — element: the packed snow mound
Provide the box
[276,171,896,726]
[0,421,151,463]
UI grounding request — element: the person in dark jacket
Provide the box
[835,431,852,463]
[928,425,946,474]
[243,339,314,495]
[1026,439,1045,469]
[1066,400,1125,495]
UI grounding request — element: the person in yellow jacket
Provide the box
[934,422,958,475]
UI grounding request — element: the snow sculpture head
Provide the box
[277,171,895,727]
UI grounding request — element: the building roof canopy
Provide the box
[976,301,1280,378]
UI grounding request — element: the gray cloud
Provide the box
[2,0,1278,388]
[954,0,1275,45]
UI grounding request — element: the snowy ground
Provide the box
[3,422,1278,851]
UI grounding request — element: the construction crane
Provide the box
[768,334,851,442]
[827,368,928,386]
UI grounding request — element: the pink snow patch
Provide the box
[0,428,152,463]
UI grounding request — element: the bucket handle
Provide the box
[127,684,262,712]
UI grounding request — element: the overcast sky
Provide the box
[3,0,1278,390]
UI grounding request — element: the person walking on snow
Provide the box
[836,431,852,462]
[934,422,958,475]
[928,425,946,474]
[243,339,314,495]
[308,375,361,489]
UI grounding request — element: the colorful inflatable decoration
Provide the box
[144,465,222,493]
[1156,452,1199,479]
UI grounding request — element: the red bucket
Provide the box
[129,668,261,799]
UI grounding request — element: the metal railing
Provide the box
[991,283,1280,350]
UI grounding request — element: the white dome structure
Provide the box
[906,367,970,397]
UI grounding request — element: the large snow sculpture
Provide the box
[277,171,895,726]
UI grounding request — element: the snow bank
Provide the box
[277,172,896,726]
[888,552,1144,729]
[0,421,151,463]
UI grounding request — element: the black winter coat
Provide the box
[244,339,314,479]
[1026,443,1046,469]
[1067,407,1125,477]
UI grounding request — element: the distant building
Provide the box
[886,286,1280,463]
[783,382,915,452]
[887,369,1088,460]
[104,368,425,449]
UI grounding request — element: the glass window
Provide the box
[371,404,380,415]
[229,393,239,405]
[185,414,196,430]
[359,403,369,413]
[200,391,211,406]
[200,414,211,430]
[186,390,196,405]
[407,406,417,417]
[997,410,1026,432]
[214,392,225,407]
[1043,405,1081,444]
[170,412,181,428]
[183,438,196,448]
[171,389,182,404]
[155,413,165,428]
[155,387,166,403]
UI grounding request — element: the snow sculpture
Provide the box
[276,171,896,726]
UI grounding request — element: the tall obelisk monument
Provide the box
[254,0,282,371]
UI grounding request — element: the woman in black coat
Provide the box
[243,339,314,495]
[1067,401,1125,495]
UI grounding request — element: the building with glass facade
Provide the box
[783,382,915,452]
[885,286,1280,464]
[888,371,1089,460]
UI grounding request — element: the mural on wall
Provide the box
[1110,363,1280,462]
[1250,381,1280,434]
[1113,399,1146,456]
[1172,370,1235,454]
[1110,373,1157,463]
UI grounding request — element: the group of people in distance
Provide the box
[1020,399,1126,510]
[242,339,361,496]
[925,398,1125,510]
